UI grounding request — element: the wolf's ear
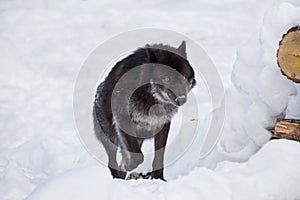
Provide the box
[177,40,187,59]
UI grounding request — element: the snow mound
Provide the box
[26,140,300,200]
[215,0,300,166]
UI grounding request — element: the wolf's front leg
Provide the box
[151,122,170,181]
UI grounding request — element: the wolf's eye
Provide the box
[162,77,170,83]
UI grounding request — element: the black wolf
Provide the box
[93,41,196,181]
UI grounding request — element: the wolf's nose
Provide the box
[175,96,186,106]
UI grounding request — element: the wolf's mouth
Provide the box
[150,83,188,107]
[162,88,188,107]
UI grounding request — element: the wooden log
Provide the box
[272,119,300,142]
[277,26,300,83]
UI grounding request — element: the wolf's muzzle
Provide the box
[175,95,186,106]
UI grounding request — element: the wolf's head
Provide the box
[146,41,196,107]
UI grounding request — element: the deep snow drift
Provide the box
[1,0,300,200]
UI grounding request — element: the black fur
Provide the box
[93,41,195,180]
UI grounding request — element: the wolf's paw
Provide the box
[110,167,127,179]
[143,171,166,181]
[126,171,166,181]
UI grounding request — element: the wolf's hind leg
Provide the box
[93,110,126,179]
[119,132,144,172]
[102,135,126,179]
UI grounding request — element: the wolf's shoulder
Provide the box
[112,48,151,72]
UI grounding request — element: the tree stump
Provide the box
[272,119,300,142]
[277,26,300,83]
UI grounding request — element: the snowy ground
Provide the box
[1,0,300,200]
[24,140,300,200]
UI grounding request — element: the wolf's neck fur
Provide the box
[128,85,177,137]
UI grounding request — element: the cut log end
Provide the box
[271,119,300,142]
[277,26,300,83]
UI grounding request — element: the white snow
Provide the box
[26,140,300,200]
[1,0,300,200]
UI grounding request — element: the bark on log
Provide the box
[277,26,300,83]
[272,119,300,142]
